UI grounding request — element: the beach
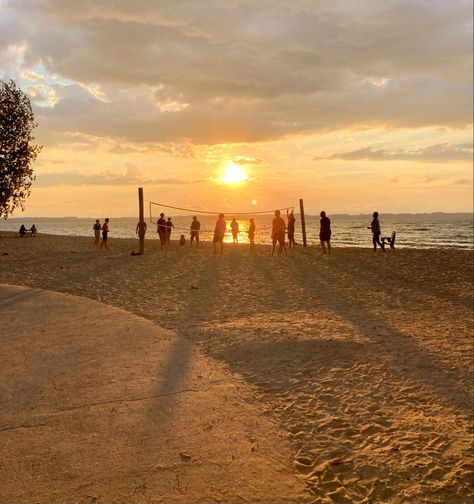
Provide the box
[0,232,473,503]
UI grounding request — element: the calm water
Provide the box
[1,213,472,249]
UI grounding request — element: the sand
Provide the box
[0,231,473,503]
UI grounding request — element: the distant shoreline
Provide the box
[3,211,473,220]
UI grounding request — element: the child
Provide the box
[179,234,186,246]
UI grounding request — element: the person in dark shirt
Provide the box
[166,217,174,245]
[271,210,287,257]
[368,211,385,252]
[93,219,101,246]
[190,216,200,246]
[19,224,27,237]
[157,213,167,249]
[319,211,331,255]
[287,209,296,247]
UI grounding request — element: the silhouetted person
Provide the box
[136,220,147,238]
[248,218,256,252]
[19,224,26,237]
[287,209,296,247]
[213,213,226,255]
[230,217,239,244]
[179,234,186,246]
[369,211,385,252]
[166,217,174,244]
[29,224,37,237]
[93,219,101,246]
[272,210,287,257]
[157,213,167,249]
[190,216,200,246]
[319,211,331,255]
[100,218,110,249]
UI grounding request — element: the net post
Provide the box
[138,187,145,255]
[299,198,307,247]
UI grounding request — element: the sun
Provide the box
[220,161,249,184]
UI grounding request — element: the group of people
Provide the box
[148,209,333,256]
[156,213,176,250]
[93,218,110,249]
[18,224,37,237]
[97,209,386,255]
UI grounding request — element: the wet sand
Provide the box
[0,232,473,503]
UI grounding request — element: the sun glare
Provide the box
[220,162,249,184]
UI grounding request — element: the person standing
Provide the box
[100,218,110,249]
[230,217,239,244]
[369,211,385,252]
[157,213,167,249]
[190,216,200,246]
[135,220,147,238]
[287,209,296,247]
[213,213,226,255]
[271,210,287,257]
[93,219,101,246]
[319,211,331,255]
[248,218,256,252]
[166,217,174,245]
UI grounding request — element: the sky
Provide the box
[1,0,472,217]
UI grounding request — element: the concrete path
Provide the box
[0,284,305,503]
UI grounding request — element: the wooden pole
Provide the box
[138,187,145,255]
[299,198,307,247]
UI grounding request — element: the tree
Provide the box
[0,79,42,219]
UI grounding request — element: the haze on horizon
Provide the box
[1,0,472,218]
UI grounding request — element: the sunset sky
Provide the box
[1,0,472,217]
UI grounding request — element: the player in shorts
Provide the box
[190,216,200,246]
[271,210,287,257]
[213,213,226,255]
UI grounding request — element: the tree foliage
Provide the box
[0,79,42,219]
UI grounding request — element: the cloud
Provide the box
[34,169,207,187]
[314,143,474,162]
[233,156,268,166]
[2,0,472,144]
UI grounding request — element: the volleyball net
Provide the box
[145,199,297,244]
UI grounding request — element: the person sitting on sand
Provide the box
[93,219,101,246]
[319,211,331,255]
[179,234,186,246]
[230,217,239,244]
[19,224,27,237]
[213,213,226,255]
[166,217,174,245]
[248,218,256,252]
[29,224,37,237]
[100,218,110,250]
[190,216,200,247]
[272,210,287,257]
[287,209,296,247]
[368,211,385,253]
[157,213,167,249]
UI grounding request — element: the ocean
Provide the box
[1,213,472,249]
